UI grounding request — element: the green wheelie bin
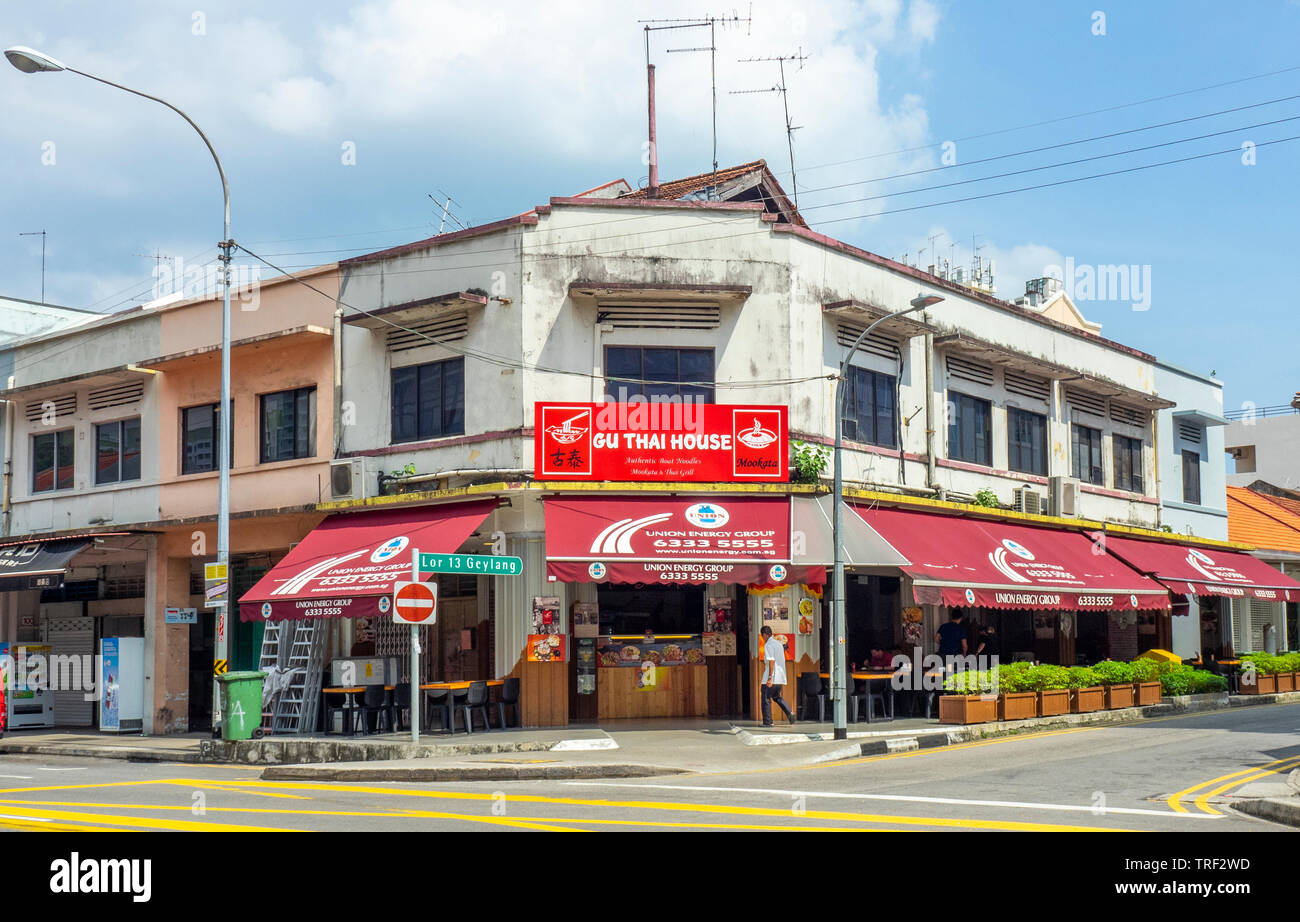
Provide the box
[216,671,268,741]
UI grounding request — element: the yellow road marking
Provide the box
[0,803,286,832]
[1166,755,1300,814]
[1192,757,1300,816]
[162,780,311,800]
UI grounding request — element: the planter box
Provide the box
[1036,688,1070,717]
[998,692,1038,722]
[1104,683,1136,709]
[1070,686,1105,713]
[1240,672,1277,695]
[1275,672,1296,693]
[1134,682,1162,706]
[939,695,998,725]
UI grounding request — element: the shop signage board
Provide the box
[534,402,788,482]
[164,607,198,625]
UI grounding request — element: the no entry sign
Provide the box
[392,580,438,625]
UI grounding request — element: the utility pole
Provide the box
[18,230,46,302]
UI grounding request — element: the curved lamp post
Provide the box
[830,292,944,739]
[7,45,234,734]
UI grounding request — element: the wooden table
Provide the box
[819,672,894,722]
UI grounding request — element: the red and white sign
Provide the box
[545,496,825,586]
[392,581,438,624]
[535,402,788,482]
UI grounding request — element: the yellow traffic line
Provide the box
[1166,755,1300,814]
[189,779,1115,831]
[0,802,286,832]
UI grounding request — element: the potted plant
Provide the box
[1027,664,1071,716]
[995,662,1037,721]
[1130,657,1163,706]
[1068,666,1104,713]
[939,669,999,725]
[1093,660,1136,709]
[1275,652,1300,692]
[1239,653,1278,695]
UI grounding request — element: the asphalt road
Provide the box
[0,703,1296,832]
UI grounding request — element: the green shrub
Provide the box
[1190,670,1228,693]
[1129,658,1160,683]
[1280,652,1300,672]
[1066,666,1100,689]
[1242,652,1281,675]
[1159,664,1195,696]
[995,663,1033,694]
[1024,664,1071,691]
[1091,660,1135,686]
[943,670,996,695]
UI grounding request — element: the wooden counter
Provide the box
[598,665,708,719]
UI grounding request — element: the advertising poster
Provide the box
[776,633,796,661]
[704,596,736,656]
[526,633,566,663]
[572,602,600,639]
[101,638,121,731]
[761,595,791,634]
[596,636,704,667]
[532,596,562,635]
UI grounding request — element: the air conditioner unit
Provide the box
[329,458,366,501]
[1049,475,1080,517]
[1013,488,1044,515]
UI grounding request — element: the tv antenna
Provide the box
[18,230,46,302]
[639,8,752,199]
[927,233,943,270]
[732,48,808,208]
[427,191,469,235]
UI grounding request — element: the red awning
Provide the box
[1091,533,1300,603]
[853,506,1171,612]
[238,500,496,621]
[544,495,824,586]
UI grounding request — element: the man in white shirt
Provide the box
[760,625,795,727]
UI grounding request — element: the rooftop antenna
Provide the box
[641,8,752,199]
[927,233,943,271]
[18,230,46,302]
[732,48,808,208]
[427,191,469,235]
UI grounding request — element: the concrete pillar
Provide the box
[494,533,559,677]
[145,540,193,734]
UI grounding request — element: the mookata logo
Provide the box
[371,536,410,564]
[989,538,1034,584]
[684,502,730,528]
[732,408,784,478]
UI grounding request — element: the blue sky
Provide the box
[2,1,1297,411]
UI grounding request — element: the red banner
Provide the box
[534,402,788,482]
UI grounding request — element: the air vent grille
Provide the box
[836,321,899,360]
[1178,422,1203,444]
[386,310,469,353]
[945,354,994,387]
[88,381,144,411]
[1109,402,1144,427]
[24,393,76,422]
[1004,370,1050,402]
[1065,387,1106,418]
[599,301,721,329]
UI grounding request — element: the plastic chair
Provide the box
[454,680,491,734]
[864,679,893,723]
[356,685,389,735]
[390,683,412,731]
[495,678,521,729]
[423,688,451,732]
[796,673,826,722]
[846,679,867,722]
[322,690,354,735]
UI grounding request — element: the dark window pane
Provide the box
[121,418,141,481]
[604,347,713,404]
[643,348,679,381]
[392,366,418,443]
[418,365,443,439]
[56,429,74,490]
[442,359,464,435]
[33,432,55,492]
[183,405,215,474]
[950,393,991,465]
[1183,450,1201,504]
[604,347,642,379]
[678,349,713,382]
[876,374,896,448]
[96,422,120,485]
[679,384,714,405]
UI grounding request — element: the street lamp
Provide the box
[829,292,944,739]
[7,45,235,734]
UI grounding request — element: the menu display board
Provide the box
[761,595,791,634]
[596,635,704,668]
[532,596,562,635]
[527,633,567,662]
[704,596,736,656]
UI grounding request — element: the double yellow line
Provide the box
[1166,755,1300,815]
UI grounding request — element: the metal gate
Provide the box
[41,616,96,727]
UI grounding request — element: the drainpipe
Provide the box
[2,378,13,537]
[333,306,344,457]
[923,334,944,500]
[1151,408,1161,522]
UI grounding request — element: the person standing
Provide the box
[935,610,968,659]
[760,626,795,727]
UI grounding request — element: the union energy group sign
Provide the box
[534,402,788,482]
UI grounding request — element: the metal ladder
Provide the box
[256,621,285,730]
[271,621,328,735]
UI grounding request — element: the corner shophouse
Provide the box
[242,160,1299,729]
[0,266,340,733]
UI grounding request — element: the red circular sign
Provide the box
[393,581,437,623]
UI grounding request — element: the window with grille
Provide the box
[1113,435,1143,493]
[1072,424,1104,485]
[604,347,714,403]
[842,366,896,447]
[1182,450,1201,504]
[948,392,992,465]
[1007,408,1048,476]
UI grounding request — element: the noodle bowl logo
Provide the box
[736,418,778,449]
[543,410,589,445]
[989,538,1035,583]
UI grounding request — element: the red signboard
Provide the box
[534,402,788,482]
[544,495,824,586]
